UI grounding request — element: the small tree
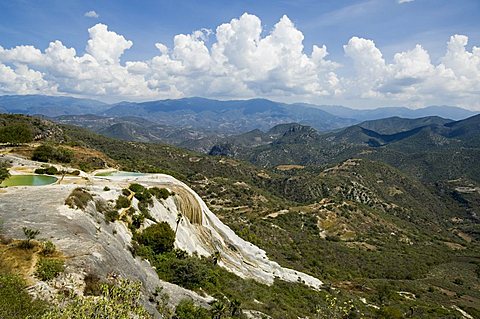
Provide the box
[136,222,175,254]
[0,162,10,183]
[175,213,183,235]
[21,227,40,249]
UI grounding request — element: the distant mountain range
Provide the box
[0,94,109,116]
[0,95,478,137]
[208,114,480,184]
[306,104,477,121]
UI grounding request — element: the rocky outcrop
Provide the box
[0,155,322,317]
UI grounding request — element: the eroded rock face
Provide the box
[0,155,322,317]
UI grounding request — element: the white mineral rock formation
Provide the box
[98,172,323,289]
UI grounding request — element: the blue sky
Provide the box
[1,0,480,109]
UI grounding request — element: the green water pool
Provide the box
[0,175,58,187]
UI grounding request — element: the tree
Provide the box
[175,213,183,235]
[21,227,40,249]
[0,162,10,183]
[136,222,175,254]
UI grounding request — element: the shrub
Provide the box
[105,210,120,223]
[174,299,209,319]
[32,145,73,163]
[45,166,58,175]
[135,222,175,254]
[65,188,93,210]
[83,273,104,296]
[129,183,146,193]
[35,166,57,175]
[131,213,145,229]
[20,227,40,249]
[134,189,152,203]
[103,186,110,191]
[115,195,130,209]
[0,273,49,319]
[150,187,171,200]
[41,279,151,318]
[35,258,64,281]
[41,241,56,256]
[0,162,10,183]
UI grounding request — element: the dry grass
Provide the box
[275,165,305,171]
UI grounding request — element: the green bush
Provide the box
[65,188,93,210]
[41,241,56,256]
[45,166,58,175]
[0,162,10,183]
[115,195,131,209]
[32,145,73,163]
[135,222,175,254]
[105,210,120,223]
[41,279,151,319]
[36,166,58,175]
[129,183,146,193]
[174,299,209,319]
[134,189,153,203]
[0,273,49,319]
[20,227,40,249]
[35,258,64,281]
[150,187,171,200]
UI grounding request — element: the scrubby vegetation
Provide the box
[135,223,175,254]
[0,124,33,144]
[0,161,10,183]
[20,227,40,249]
[35,258,64,281]
[35,166,58,175]
[0,273,50,319]
[32,144,73,163]
[41,279,151,319]
[1,114,479,317]
[115,195,131,209]
[65,188,93,210]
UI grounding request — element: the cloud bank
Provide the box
[0,13,479,109]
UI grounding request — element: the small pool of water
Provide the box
[1,175,58,187]
[95,171,146,177]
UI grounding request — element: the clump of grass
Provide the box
[35,258,64,281]
[40,241,56,256]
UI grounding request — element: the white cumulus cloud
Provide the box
[84,11,99,18]
[0,13,479,109]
